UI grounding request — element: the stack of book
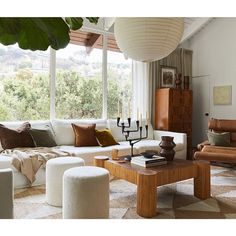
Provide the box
[131,155,167,167]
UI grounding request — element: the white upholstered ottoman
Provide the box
[63,166,109,219]
[0,168,13,219]
[46,157,85,206]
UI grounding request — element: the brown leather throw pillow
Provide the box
[0,122,35,150]
[71,123,99,147]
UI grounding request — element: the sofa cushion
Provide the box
[122,140,185,154]
[202,145,236,155]
[208,118,236,146]
[108,119,154,142]
[95,129,119,147]
[231,133,236,147]
[0,122,35,150]
[51,119,107,146]
[28,128,57,147]
[72,123,99,147]
[207,131,231,147]
[58,142,134,165]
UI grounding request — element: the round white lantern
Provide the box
[114,17,184,62]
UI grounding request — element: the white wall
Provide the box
[189,18,236,145]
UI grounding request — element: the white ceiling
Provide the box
[81,17,213,43]
[181,17,212,43]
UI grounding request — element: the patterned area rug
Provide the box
[13,165,236,219]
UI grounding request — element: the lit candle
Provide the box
[137,108,139,121]
[128,100,131,118]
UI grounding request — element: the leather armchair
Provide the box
[194,118,236,163]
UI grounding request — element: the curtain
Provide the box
[148,48,193,127]
[132,61,149,120]
[148,61,159,125]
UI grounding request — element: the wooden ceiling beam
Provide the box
[86,33,102,54]
[69,30,121,53]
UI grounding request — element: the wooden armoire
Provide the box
[155,88,193,159]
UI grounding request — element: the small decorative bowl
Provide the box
[140,151,158,159]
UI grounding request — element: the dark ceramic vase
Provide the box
[159,136,176,161]
[175,73,182,89]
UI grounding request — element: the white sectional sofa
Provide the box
[0,119,187,188]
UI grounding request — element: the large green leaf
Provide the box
[65,17,83,30]
[65,17,99,30]
[0,17,99,51]
[86,17,99,24]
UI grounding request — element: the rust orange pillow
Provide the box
[71,123,99,147]
[95,129,119,147]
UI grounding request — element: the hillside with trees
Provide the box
[0,45,132,121]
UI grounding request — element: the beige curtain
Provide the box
[148,61,159,126]
[149,48,193,126]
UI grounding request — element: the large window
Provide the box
[107,51,132,119]
[0,33,133,121]
[0,45,50,121]
[55,44,103,119]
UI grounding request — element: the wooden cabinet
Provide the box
[155,88,193,159]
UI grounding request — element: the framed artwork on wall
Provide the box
[213,85,232,105]
[160,66,176,88]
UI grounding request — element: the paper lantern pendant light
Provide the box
[114,17,184,62]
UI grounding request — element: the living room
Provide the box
[1,0,236,235]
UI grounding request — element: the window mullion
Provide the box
[49,47,56,120]
[102,34,108,119]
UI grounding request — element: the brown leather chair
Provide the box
[194,118,236,163]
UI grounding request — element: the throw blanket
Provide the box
[2,147,72,185]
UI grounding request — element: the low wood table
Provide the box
[94,158,210,218]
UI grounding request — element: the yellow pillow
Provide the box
[95,129,119,147]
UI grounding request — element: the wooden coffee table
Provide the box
[94,158,210,218]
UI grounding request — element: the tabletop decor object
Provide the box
[117,116,148,161]
[159,136,176,161]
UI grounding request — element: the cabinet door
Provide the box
[183,106,192,123]
[155,89,170,130]
[171,89,183,106]
[169,88,183,132]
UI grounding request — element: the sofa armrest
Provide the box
[154,130,187,159]
[197,140,210,151]
[194,151,236,163]
[153,130,187,145]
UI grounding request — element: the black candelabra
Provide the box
[117,117,148,161]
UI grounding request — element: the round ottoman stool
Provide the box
[63,166,109,219]
[46,157,85,206]
[0,168,13,219]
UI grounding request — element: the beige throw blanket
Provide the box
[2,147,72,185]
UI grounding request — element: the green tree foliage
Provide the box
[0,70,50,121]
[0,67,132,121]
[56,70,103,119]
